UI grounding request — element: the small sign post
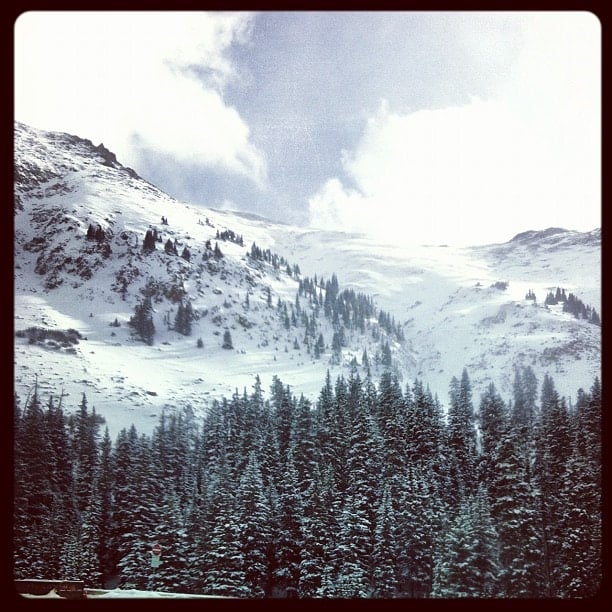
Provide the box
[151,543,162,568]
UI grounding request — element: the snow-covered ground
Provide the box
[14,122,601,437]
[87,588,223,598]
[219,213,600,403]
[19,588,222,599]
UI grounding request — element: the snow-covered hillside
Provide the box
[14,122,601,436]
[263,222,601,404]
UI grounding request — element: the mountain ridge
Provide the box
[13,122,601,436]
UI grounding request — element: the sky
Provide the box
[14,11,601,246]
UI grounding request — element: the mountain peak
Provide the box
[507,227,600,249]
[14,121,143,195]
[510,227,570,243]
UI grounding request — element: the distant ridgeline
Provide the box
[14,365,601,598]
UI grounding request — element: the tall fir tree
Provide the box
[534,374,573,596]
[477,382,508,485]
[272,451,303,597]
[371,485,398,597]
[488,425,545,597]
[235,453,273,597]
[446,369,478,506]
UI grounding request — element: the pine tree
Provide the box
[174,300,193,336]
[72,393,100,513]
[107,426,136,576]
[446,369,478,506]
[380,341,392,369]
[298,465,337,597]
[557,380,601,596]
[115,432,161,590]
[477,382,508,484]
[372,485,398,597]
[271,377,294,468]
[394,465,442,597]
[45,392,77,562]
[405,380,447,484]
[329,373,382,596]
[236,453,273,597]
[272,451,303,597]
[201,470,250,597]
[331,331,342,364]
[14,383,58,577]
[329,494,372,597]
[164,238,177,255]
[432,490,500,597]
[314,371,336,476]
[292,396,318,495]
[468,486,501,596]
[316,333,325,357]
[511,366,539,483]
[97,427,115,584]
[488,426,544,597]
[376,370,406,476]
[147,487,190,593]
[143,229,157,252]
[78,484,103,588]
[129,296,155,345]
[222,329,233,349]
[534,374,573,596]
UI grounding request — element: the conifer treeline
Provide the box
[544,287,600,326]
[13,367,601,598]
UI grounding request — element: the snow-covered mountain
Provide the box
[14,122,601,437]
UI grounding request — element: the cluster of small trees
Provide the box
[299,275,403,344]
[544,287,600,325]
[174,301,194,336]
[271,272,401,369]
[14,366,601,598]
[216,229,244,246]
[491,281,509,290]
[163,239,191,261]
[544,287,568,305]
[84,223,112,258]
[248,242,300,277]
[128,296,155,345]
[143,229,160,252]
[86,224,106,242]
[142,229,192,262]
[164,239,178,256]
[202,240,223,261]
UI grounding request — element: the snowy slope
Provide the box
[262,223,601,403]
[13,122,410,436]
[13,122,601,436]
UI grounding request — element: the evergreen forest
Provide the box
[13,366,601,598]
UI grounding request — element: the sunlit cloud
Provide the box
[309,12,600,246]
[14,11,266,188]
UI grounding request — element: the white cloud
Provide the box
[309,12,600,246]
[14,11,266,187]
